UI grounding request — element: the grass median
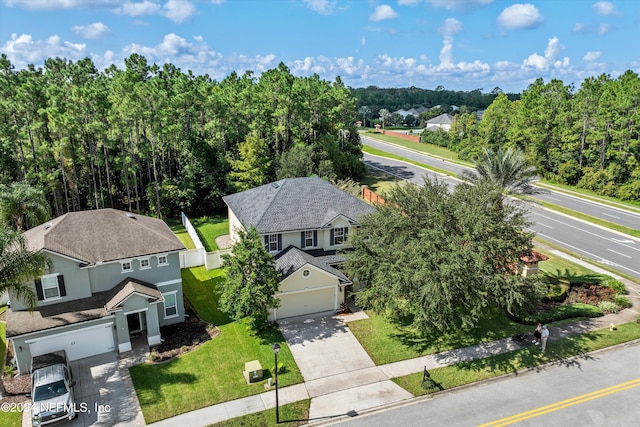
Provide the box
[208,399,310,427]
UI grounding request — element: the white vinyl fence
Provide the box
[179,212,231,270]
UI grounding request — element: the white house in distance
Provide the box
[425,113,454,132]
[222,177,375,321]
[7,209,186,374]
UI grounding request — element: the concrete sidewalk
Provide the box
[148,249,640,427]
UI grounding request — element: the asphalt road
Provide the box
[362,136,640,231]
[361,149,640,280]
[327,342,640,427]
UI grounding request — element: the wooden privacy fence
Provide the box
[362,186,386,205]
[385,130,421,143]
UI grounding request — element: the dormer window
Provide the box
[121,261,133,273]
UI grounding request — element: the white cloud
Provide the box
[497,3,543,30]
[573,23,585,33]
[425,0,493,11]
[598,23,611,35]
[438,18,463,66]
[369,5,397,22]
[117,1,162,17]
[398,0,421,5]
[193,35,203,42]
[163,0,197,23]
[72,22,110,39]
[522,37,569,72]
[4,0,119,10]
[1,33,86,68]
[592,1,617,16]
[361,36,366,46]
[302,0,338,15]
[583,51,601,62]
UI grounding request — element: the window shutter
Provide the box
[313,230,318,247]
[300,232,305,248]
[330,229,334,246]
[277,234,282,251]
[35,278,44,301]
[344,228,349,243]
[58,275,67,297]
[264,235,268,249]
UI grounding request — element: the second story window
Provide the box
[264,234,281,252]
[121,261,133,273]
[332,227,348,245]
[157,255,168,266]
[140,258,150,270]
[301,230,317,248]
[36,274,66,301]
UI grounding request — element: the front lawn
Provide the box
[209,399,311,427]
[393,321,640,396]
[130,267,304,424]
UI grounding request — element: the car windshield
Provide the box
[33,380,68,401]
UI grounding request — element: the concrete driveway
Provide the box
[279,313,412,420]
[22,352,144,427]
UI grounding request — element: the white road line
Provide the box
[547,197,562,202]
[538,223,553,229]
[602,212,621,219]
[607,248,632,258]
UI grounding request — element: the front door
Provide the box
[127,312,143,334]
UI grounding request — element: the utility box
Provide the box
[243,360,263,384]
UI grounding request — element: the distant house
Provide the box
[393,107,428,118]
[7,209,186,374]
[223,177,375,320]
[425,113,454,132]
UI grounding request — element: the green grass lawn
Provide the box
[208,399,310,427]
[0,320,6,370]
[167,220,196,250]
[191,216,229,251]
[361,131,461,161]
[393,321,640,397]
[0,320,24,427]
[130,267,304,424]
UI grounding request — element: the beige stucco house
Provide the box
[222,177,375,320]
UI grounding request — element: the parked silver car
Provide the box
[30,352,77,426]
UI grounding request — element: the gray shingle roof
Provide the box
[275,246,350,283]
[23,209,185,264]
[222,177,375,234]
[426,113,454,125]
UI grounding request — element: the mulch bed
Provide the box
[148,315,219,363]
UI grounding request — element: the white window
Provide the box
[304,231,314,247]
[267,234,278,252]
[333,227,347,245]
[121,261,133,273]
[157,255,168,266]
[41,274,60,300]
[139,258,150,270]
[163,292,178,318]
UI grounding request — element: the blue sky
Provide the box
[1,0,638,92]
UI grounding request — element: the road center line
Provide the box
[607,248,632,258]
[602,212,621,219]
[478,378,640,427]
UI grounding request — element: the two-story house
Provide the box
[222,177,375,321]
[6,209,186,374]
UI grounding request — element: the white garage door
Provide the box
[276,287,336,319]
[28,323,115,361]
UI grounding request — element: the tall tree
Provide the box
[0,225,50,309]
[228,130,272,192]
[378,108,391,131]
[344,179,539,334]
[219,226,281,330]
[460,147,538,195]
[358,105,371,127]
[0,181,50,231]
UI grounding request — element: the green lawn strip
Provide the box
[362,146,455,178]
[393,321,640,397]
[360,168,403,195]
[0,321,6,369]
[0,410,22,427]
[131,267,304,423]
[526,197,640,239]
[348,310,531,366]
[0,305,7,315]
[167,221,196,250]
[192,216,229,251]
[208,399,310,427]
[535,181,640,212]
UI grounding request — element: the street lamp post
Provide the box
[272,343,281,423]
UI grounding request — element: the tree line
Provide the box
[0,54,364,219]
[422,72,640,201]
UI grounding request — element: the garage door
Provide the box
[28,322,115,361]
[276,287,336,319]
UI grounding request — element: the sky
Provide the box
[0,0,638,93]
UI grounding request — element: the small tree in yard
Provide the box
[220,226,281,331]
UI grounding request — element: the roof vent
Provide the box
[44,222,53,230]
[126,212,136,219]
[271,182,280,189]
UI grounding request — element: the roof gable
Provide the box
[105,278,163,312]
[23,209,185,264]
[222,177,375,234]
[275,246,349,283]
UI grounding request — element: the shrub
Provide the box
[597,301,619,314]
[599,278,626,294]
[566,284,617,306]
[614,294,632,309]
[148,351,159,362]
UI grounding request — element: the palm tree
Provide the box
[378,108,391,132]
[0,225,49,310]
[460,146,537,194]
[0,181,50,231]
[358,105,371,127]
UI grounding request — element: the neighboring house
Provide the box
[425,113,454,132]
[223,177,375,321]
[6,209,186,374]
